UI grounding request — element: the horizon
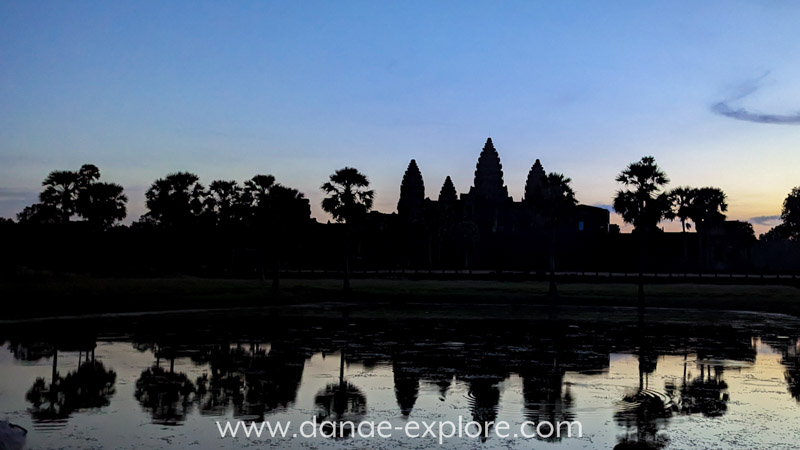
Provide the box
[2,1,800,235]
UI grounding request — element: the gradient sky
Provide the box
[2,1,800,235]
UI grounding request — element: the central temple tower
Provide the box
[468,137,509,202]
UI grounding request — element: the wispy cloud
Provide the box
[712,72,800,125]
[749,215,781,226]
[593,204,614,212]
[0,187,37,201]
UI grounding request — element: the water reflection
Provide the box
[680,362,729,417]
[15,340,117,430]
[764,336,800,401]
[314,349,367,439]
[3,308,800,447]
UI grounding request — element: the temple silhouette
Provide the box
[389,137,609,269]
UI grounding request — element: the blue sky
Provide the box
[2,1,800,234]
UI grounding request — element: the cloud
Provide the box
[593,204,614,212]
[712,72,800,125]
[0,187,37,201]
[712,103,800,124]
[749,215,781,226]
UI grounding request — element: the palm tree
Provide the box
[666,186,695,233]
[76,182,128,229]
[613,156,671,305]
[206,180,243,228]
[321,167,375,292]
[266,184,311,292]
[24,164,125,228]
[40,170,80,223]
[142,172,206,228]
[687,187,727,269]
[244,174,276,281]
[666,186,695,267]
[529,173,577,299]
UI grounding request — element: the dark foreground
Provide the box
[2,274,800,320]
[2,305,800,449]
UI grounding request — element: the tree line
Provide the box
[4,158,800,293]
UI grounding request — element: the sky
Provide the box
[2,1,800,235]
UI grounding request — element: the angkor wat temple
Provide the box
[387,137,610,270]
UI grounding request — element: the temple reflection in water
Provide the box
[2,308,800,447]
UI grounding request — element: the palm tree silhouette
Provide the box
[40,170,80,223]
[143,172,206,228]
[666,186,695,267]
[76,182,128,229]
[314,348,367,439]
[666,187,694,233]
[613,156,671,305]
[206,180,244,228]
[321,167,375,292]
[686,187,727,269]
[529,173,577,299]
[244,174,277,280]
[266,184,311,292]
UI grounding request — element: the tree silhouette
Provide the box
[18,164,127,228]
[771,187,800,241]
[16,202,60,225]
[314,349,367,439]
[265,184,311,292]
[666,186,694,233]
[205,180,244,227]
[666,186,695,267]
[244,174,276,208]
[39,170,80,223]
[77,164,101,187]
[244,174,277,280]
[613,156,671,304]
[686,187,727,269]
[686,187,727,231]
[321,167,375,292]
[76,182,127,229]
[142,172,205,228]
[529,173,577,299]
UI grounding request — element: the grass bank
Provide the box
[2,274,800,320]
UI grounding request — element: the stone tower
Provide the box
[398,159,425,218]
[438,176,457,203]
[469,137,508,202]
[524,159,546,203]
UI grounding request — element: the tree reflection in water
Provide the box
[679,362,728,417]
[314,349,367,439]
[25,345,116,428]
[134,365,196,426]
[613,356,675,449]
[8,310,790,445]
[521,360,575,443]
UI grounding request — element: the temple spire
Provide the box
[398,159,425,217]
[470,137,508,202]
[524,159,546,203]
[438,176,457,203]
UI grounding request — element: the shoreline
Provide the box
[2,275,800,321]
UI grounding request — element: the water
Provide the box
[2,305,800,449]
